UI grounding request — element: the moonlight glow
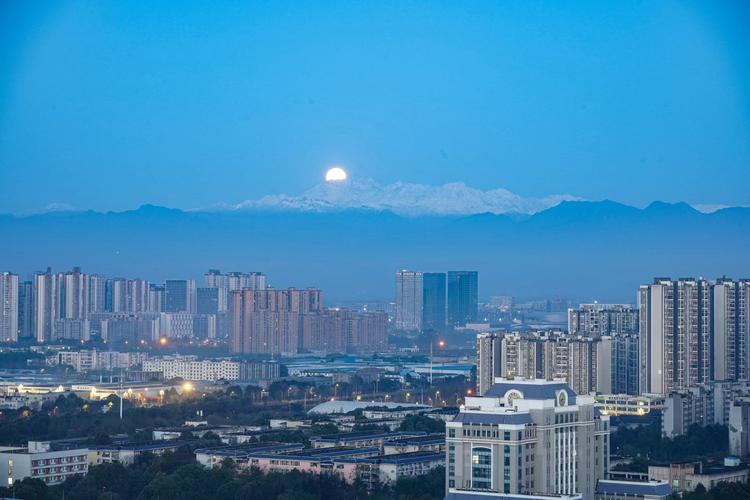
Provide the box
[325,167,348,182]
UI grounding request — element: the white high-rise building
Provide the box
[639,277,750,395]
[713,279,750,381]
[63,267,89,320]
[639,278,711,394]
[568,303,637,337]
[88,274,107,313]
[395,270,423,331]
[110,278,151,313]
[446,378,609,499]
[33,268,62,343]
[205,270,266,313]
[0,272,19,342]
[476,333,502,396]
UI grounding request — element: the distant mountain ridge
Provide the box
[215,179,581,215]
[1,200,748,302]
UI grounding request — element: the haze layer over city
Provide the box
[0,2,749,500]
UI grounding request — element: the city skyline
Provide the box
[2,2,750,499]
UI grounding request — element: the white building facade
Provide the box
[446,378,609,500]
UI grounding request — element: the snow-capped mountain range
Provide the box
[226,179,581,215]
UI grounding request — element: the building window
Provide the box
[471,447,492,490]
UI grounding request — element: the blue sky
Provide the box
[1,1,749,213]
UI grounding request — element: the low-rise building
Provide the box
[0,441,88,486]
[382,434,445,455]
[47,349,149,372]
[142,355,280,382]
[88,441,186,465]
[245,446,380,481]
[594,394,664,418]
[0,392,58,410]
[341,451,445,487]
[445,492,583,500]
[648,459,750,492]
[594,480,672,500]
[195,442,303,469]
[310,431,426,452]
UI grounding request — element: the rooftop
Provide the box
[596,480,672,496]
[445,489,582,500]
[484,379,577,401]
[245,446,379,461]
[337,451,445,465]
[90,441,187,452]
[307,400,429,415]
[311,431,425,443]
[384,433,445,445]
[194,442,303,457]
[453,412,533,425]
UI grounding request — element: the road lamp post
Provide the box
[430,338,445,387]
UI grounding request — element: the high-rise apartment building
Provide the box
[206,270,266,291]
[301,308,387,353]
[148,284,165,313]
[476,333,502,396]
[63,267,89,320]
[196,287,219,315]
[204,269,227,288]
[568,303,638,337]
[231,288,323,355]
[205,270,266,313]
[159,312,195,339]
[109,279,151,313]
[610,333,640,395]
[446,378,609,498]
[165,279,196,313]
[638,278,744,394]
[712,278,750,381]
[447,271,478,327]
[639,278,707,394]
[88,274,107,314]
[476,331,638,397]
[17,280,33,339]
[422,272,446,332]
[0,272,19,342]
[395,270,423,331]
[33,268,62,342]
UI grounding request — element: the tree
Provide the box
[399,414,445,434]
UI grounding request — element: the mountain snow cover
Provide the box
[227,179,580,215]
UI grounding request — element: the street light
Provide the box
[430,339,446,386]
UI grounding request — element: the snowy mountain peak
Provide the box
[229,179,581,215]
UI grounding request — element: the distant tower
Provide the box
[395,270,423,331]
[447,271,478,327]
[422,273,446,332]
[17,280,33,339]
[165,279,196,313]
[33,268,62,342]
[639,278,711,394]
[476,333,502,396]
[0,272,19,342]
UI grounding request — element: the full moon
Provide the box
[325,166,348,182]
